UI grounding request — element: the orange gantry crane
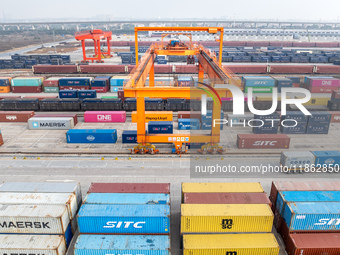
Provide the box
[75,29,112,63]
[124,27,242,154]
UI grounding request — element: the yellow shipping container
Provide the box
[182,182,264,195]
[183,233,279,255]
[294,96,330,106]
[131,111,173,123]
[181,204,273,233]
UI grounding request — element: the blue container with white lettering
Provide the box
[312,150,340,167]
[59,90,78,99]
[277,191,340,215]
[243,77,275,87]
[283,202,340,231]
[78,90,97,99]
[74,235,171,255]
[77,204,170,234]
[83,193,170,205]
[148,121,173,134]
[178,119,200,130]
[66,129,117,144]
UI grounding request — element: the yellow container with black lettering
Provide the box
[131,111,173,123]
[295,96,330,106]
[181,204,273,233]
[183,233,280,255]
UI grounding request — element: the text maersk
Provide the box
[39,123,66,127]
[0,221,50,228]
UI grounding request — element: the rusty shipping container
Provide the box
[177,111,202,119]
[88,183,170,194]
[43,77,63,87]
[237,134,290,149]
[286,233,340,255]
[332,90,340,100]
[11,86,42,93]
[331,111,340,122]
[183,192,271,207]
[269,181,340,211]
[0,111,35,122]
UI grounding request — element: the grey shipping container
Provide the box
[28,117,75,130]
[280,151,315,169]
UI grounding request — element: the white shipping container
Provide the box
[0,204,70,234]
[0,192,77,220]
[0,234,66,255]
[280,151,315,168]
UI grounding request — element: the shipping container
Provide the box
[110,76,129,86]
[0,111,34,122]
[11,77,43,86]
[84,111,126,123]
[309,86,339,93]
[131,111,173,123]
[0,192,77,220]
[28,117,74,130]
[286,233,340,255]
[122,130,137,144]
[227,114,254,126]
[83,193,169,205]
[332,90,340,100]
[280,151,315,169]
[74,235,170,255]
[308,111,331,123]
[78,90,97,99]
[0,131,3,146]
[178,111,201,119]
[12,86,42,93]
[312,150,340,167]
[283,202,340,231]
[0,235,67,255]
[237,134,290,149]
[0,204,70,234]
[66,129,117,144]
[44,87,59,93]
[88,183,170,194]
[244,86,273,93]
[331,111,340,122]
[59,90,78,99]
[243,77,275,87]
[308,78,340,87]
[178,119,200,130]
[59,77,92,86]
[181,204,273,233]
[34,114,78,125]
[43,77,62,87]
[306,123,330,134]
[183,234,279,255]
[0,86,11,93]
[77,204,170,234]
[280,124,307,134]
[184,192,271,206]
[148,121,173,134]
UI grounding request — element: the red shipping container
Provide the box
[332,90,340,99]
[246,41,270,47]
[91,87,109,93]
[292,42,316,47]
[269,65,314,74]
[33,65,78,74]
[269,181,340,211]
[331,111,340,122]
[59,85,89,90]
[269,41,293,47]
[0,95,21,100]
[178,111,201,119]
[84,111,126,123]
[315,65,340,74]
[23,95,58,100]
[309,86,339,93]
[43,77,62,87]
[225,65,267,74]
[0,111,35,122]
[237,134,290,149]
[117,90,126,101]
[79,65,125,74]
[175,65,197,73]
[183,192,271,207]
[292,83,300,88]
[223,41,246,47]
[11,86,42,93]
[315,42,339,47]
[154,65,172,74]
[88,183,170,194]
[286,233,340,255]
[34,113,78,125]
[127,65,136,73]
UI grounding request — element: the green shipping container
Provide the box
[44,87,59,93]
[244,87,273,93]
[11,78,43,87]
[101,96,118,99]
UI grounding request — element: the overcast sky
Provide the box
[1,0,340,22]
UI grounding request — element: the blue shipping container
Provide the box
[67,129,117,144]
[59,90,78,98]
[201,110,224,121]
[281,111,308,123]
[178,119,200,130]
[59,78,91,86]
[83,193,170,205]
[252,125,278,134]
[0,78,10,86]
[243,77,275,87]
[277,191,340,215]
[306,123,330,134]
[91,79,108,87]
[78,90,97,99]
[148,121,173,134]
[283,202,340,231]
[308,111,331,124]
[77,204,170,234]
[122,130,137,144]
[74,235,170,255]
[280,125,307,134]
[201,120,223,130]
[312,150,340,167]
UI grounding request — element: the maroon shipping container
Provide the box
[11,86,42,93]
[246,41,270,47]
[269,181,340,211]
[88,183,170,194]
[33,65,78,74]
[79,65,125,74]
[0,95,21,100]
[0,111,35,122]
[43,77,61,87]
[332,90,340,100]
[315,65,340,74]
[117,90,126,101]
[127,65,136,73]
[177,111,201,119]
[23,95,58,100]
[315,42,339,47]
[331,111,340,122]
[309,86,339,93]
[59,85,90,90]
[183,192,271,207]
[269,41,293,47]
[34,113,78,125]
[269,65,314,74]
[223,41,246,47]
[292,42,316,47]
[175,65,197,73]
[286,233,340,255]
[154,65,172,74]
[91,87,109,93]
[225,65,267,74]
[237,134,290,149]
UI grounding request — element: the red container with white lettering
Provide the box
[237,134,290,149]
[84,111,126,123]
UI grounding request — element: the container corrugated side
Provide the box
[88,183,170,194]
[181,204,273,233]
[83,193,170,205]
[183,233,279,255]
[77,204,170,234]
[74,235,170,255]
[283,202,340,231]
[0,235,66,255]
[276,191,340,215]
[0,182,82,208]
[0,192,77,220]
[0,204,70,234]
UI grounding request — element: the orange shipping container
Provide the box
[131,111,173,123]
[0,86,11,93]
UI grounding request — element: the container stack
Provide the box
[281,111,308,134]
[243,76,275,93]
[201,110,224,130]
[274,77,293,93]
[11,77,44,93]
[306,111,331,134]
[74,183,171,255]
[91,76,110,93]
[59,77,92,90]
[0,77,12,93]
[253,112,280,134]
[0,182,82,254]
[110,76,129,92]
[43,77,61,93]
[270,181,340,255]
[303,77,340,93]
[181,182,279,255]
[286,76,300,87]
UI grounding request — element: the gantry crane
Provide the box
[75,29,112,63]
[124,27,242,154]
